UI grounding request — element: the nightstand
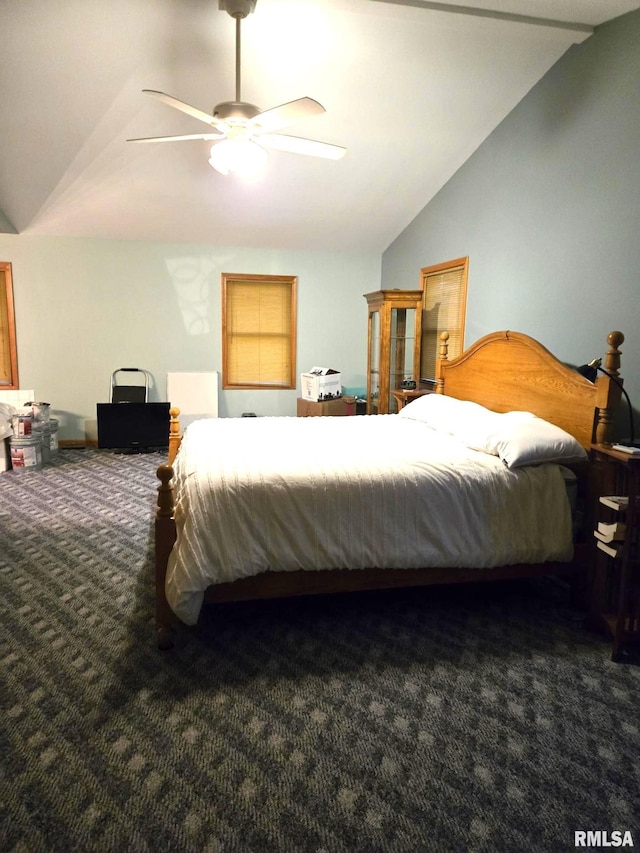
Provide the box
[588,443,640,661]
[390,389,433,412]
[297,397,356,417]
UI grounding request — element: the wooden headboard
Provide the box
[436,330,624,448]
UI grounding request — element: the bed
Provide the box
[155,329,626,649]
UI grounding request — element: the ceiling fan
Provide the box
[128,0,346,178]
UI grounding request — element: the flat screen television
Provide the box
[97,402,170,453]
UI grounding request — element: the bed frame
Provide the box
[155,329,625,648]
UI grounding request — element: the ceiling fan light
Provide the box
[208,138,268,179]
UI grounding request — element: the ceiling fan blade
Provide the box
[249,98,326,135]
[127,132,225,143]
[142,89,222,128]
[259,134,346,160]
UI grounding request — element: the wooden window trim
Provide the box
[0,262,19,390]
[222,273,297,390]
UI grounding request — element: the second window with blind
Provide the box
[420,257,468,384]
[222,273,297,390]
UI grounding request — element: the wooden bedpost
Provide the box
[155,464,177,649]
[435,331,450,394]
[594,331,624,445]
[168,407,181,466]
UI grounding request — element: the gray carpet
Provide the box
[1,448,639,853]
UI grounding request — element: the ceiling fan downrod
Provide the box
[235,16,242,102]
[219,0,257,100]
[214,0,259,121]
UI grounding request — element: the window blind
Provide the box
[420,260,468,381]
[223,275,296,389]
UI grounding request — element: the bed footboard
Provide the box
[155,464,177,649]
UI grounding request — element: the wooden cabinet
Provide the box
[364,289,423,415]
[297,397,356,417]
[588,443,640,661]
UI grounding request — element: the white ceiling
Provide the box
[1,0,638,253]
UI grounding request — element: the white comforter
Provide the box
[165,414,573,625]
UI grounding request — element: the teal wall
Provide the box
[0,235,379,440]
[382,10,640,433]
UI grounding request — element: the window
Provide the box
[222,273,297,389]
[0,262,19,389]
[420,257,468,383]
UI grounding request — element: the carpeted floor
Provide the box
[1,448,639,852]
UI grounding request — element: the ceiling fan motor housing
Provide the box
[214,101,261,122]
[219,0,256,18]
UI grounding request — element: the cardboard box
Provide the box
[300,367,342,402]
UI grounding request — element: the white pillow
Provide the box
[398,393,511,433]
[484,418,588,468]
[398,393,587,468]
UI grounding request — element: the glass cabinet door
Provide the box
[368,308,380,414]
[388,307,416,412]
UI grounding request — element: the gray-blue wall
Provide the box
[382,9,640,437]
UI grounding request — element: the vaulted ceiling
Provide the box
[1,0,638,252]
